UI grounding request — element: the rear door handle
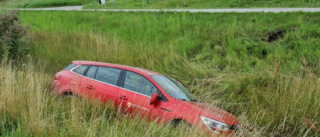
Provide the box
[119,95,128,100]
[86,85,95,90]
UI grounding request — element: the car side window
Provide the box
[86,66,98,79]
[124,71,158,96]
[73,65,89,75]
[95,67,121,86]
[63,63,77,71]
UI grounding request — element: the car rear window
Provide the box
[72,65,89,75]
[63,63,77,71]
[95,67,121,86]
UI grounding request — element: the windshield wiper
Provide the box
[179,98,198,102]
[190,99,198,102]
[178,98,187,101]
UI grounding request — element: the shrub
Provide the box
[0,11,28,59]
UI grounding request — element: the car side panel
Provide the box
[116,88,136,113]
[54,71,82,94]
[149,101,177,124]
[94,80,119,104]
[79,76,97,99]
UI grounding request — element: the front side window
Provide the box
[151,75,197,102]
[72,65,89,75]
[124,71,158,96]
[95,67,121,86]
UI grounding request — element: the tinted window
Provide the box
[124,71,158,96]
[72,65,89,75]
[86,66,98,79]
[95,67,121,86]
[63,63,77,71]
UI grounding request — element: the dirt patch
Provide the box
[263,29,286,43]
[262,49,267,58]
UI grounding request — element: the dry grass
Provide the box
[0,59,210,137]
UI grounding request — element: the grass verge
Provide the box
[0,0,92,8]
[0,10,319,136]
[85,0,320,9]
[1,0,320,9]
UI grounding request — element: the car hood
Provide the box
[179,101,239,125]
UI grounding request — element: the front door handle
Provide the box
[119,95,128,100]
[86,85,95,90]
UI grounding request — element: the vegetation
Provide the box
[85,0,320,9]
[0,0,92,8]
[0,60,206,136]
[0,10,320,136]
[0,11,28,59]
[1,0,320,8]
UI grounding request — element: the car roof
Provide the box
[72,60,162,76]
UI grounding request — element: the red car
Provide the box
[52,61,240,135]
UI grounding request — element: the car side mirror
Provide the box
[150,93,159,105]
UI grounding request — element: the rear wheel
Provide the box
[62,92,74,97]
[61,91,79,100]
[60,91,83,105]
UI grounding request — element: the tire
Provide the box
[169,119,192,128]
[62,91,77,99]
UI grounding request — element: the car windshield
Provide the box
[151,75,197,102]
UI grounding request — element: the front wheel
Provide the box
[168,119,192,128]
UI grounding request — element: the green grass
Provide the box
[1,0,320,8]
[85,0,320,9]
[21,0,84,8]
[21,11,320,75]
[0,10,320,136]
[0,0,93,8]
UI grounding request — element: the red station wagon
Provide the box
[52,61,240,135]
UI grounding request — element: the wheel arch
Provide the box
[166,118,192,127]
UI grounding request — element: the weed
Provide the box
[0,11,29,59]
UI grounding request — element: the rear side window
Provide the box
[95,67,121,86]
[72,65,89,75]
[63,63,77,71]
[86,66,98,79]
[123,71,158,96]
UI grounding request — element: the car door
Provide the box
[117,71,159,117]
[148,98,175,124]
[70,65,89,95]
[92,66,122,104]
[80,65,99,99]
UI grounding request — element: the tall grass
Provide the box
[0,59,208,136]
[0,11,319,136]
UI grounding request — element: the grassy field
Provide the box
[0,10,319,136]
[85,0,320,9]
[1,0,320,8]
[0,0,92,8]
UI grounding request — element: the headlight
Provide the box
[200,116,231,133]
